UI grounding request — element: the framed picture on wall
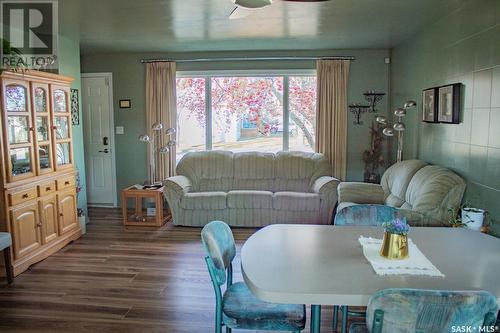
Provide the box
[422,88,438,122]
[438,83,461,124]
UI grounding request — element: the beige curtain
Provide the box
[315,59,350,180]
[145,62,177,181]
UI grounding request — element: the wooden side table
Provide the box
[121,185,168,227]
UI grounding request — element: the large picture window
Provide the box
[176,71,316,161]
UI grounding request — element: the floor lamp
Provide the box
[139,122,176,185]
[376,100,416,163]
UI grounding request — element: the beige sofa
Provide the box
[337,160,466,226]
[164,151,339,227]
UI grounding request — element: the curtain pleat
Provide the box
[145,62,177,182]
[315,60,350,180]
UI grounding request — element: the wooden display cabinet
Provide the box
[0,70,81,277]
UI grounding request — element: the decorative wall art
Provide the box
[70,88,79,125]
[119,99,131,108]
[437,83,461,124]
[422,88,438,123]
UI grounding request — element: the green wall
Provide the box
[391,0,500,228]
[59,0,88,216]
[81,49,390,204]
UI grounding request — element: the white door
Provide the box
[82,73,117,207]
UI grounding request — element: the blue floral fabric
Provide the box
[362,288,498,333]
[222,282,306,331]
[334,204,399,226]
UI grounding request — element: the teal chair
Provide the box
[201,221,306,333]
[0,232,13,284]
[333,204,400,332]
[349,288,498,333]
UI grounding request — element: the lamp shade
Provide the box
[152,122,164,131]
[376,116,387,124]
[382,127,394,136]
[394,108,406,117]
[233,0,272,9]
[138,134,151,142]
[165,127,176,136]
[403,100,417,109]
[393,122,406,131]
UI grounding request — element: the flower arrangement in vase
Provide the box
[380,218,410,260]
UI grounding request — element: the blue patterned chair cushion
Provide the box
[0,232,12,250]
[349,322,369,333]
[364,289,498,333]
[222,282,306,331]
[334,204,399,226]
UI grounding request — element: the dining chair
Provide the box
[333,204,399,332]
[201,220,306,333]
[348,288,498,333]
[0,232,14,284]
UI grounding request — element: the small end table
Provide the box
[121,185,168,227]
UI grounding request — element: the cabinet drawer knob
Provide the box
[59,213,64,217]
[46,187,51,191]
[36,223,42,227]
[22,193,29,199]
[64,181,70,185]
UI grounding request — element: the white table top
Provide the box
[241,225,500,306]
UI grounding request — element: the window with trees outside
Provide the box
[176,71,317,162]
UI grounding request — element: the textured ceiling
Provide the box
[76,0,465,54]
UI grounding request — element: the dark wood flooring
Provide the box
[0,208,359,333]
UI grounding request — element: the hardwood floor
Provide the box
[0,208,356,333]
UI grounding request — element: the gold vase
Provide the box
[379,232,409,260]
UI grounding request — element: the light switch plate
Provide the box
[115,126,124,134]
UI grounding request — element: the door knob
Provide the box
[98,149,109,153]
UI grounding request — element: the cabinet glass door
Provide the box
[32,83,54,174]
[3,81,35,181]
[51,86,73,169]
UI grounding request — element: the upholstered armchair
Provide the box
[336,160,466,226]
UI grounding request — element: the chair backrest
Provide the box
[366,288,498,333]
[334,204,399,226]
[380,160,427,207]
[201,221,236,285]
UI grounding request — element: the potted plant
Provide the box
[380,218,410,260]
[448,207,466,228]
[461,207,485,231]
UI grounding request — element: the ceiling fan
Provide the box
[229,0,330,20]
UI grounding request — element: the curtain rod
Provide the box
[140,56,355,63]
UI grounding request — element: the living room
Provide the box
[0,0,499,332]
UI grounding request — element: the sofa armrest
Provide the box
[337,182,385,204]
[164,175,192,196]
[312,176,341,195]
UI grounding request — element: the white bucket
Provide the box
[461,208,485,231]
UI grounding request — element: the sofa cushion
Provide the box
[177,151,234,192]
[233,152,275,191]
[274,151,330,192]
[180,192,227,210]
[380,160,427,207]
[404,165,466,222]
[273,192,320,211]
[227,190,273,209]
